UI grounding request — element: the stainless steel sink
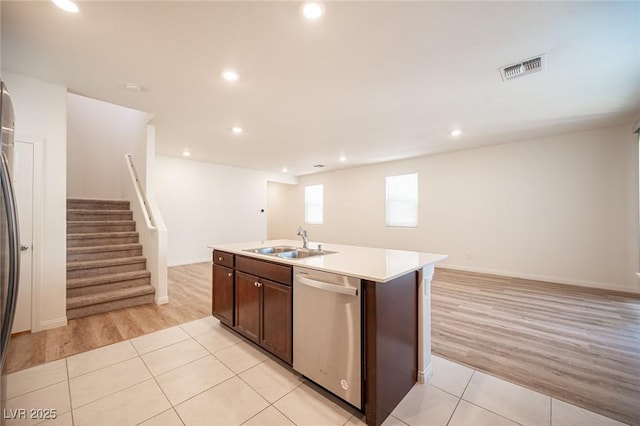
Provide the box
[276,249,336,259]
[243,246,336,259]
[244,246,297,255]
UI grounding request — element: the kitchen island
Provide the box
[208,239,446,426]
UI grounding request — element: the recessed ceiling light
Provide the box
[182,150,191,157]
[232,126,243,134]
[222,69,239,82]
[301,2,324,20]
[339,155,346,162]
[282,167,288,173]
[52,0,79,13]
[451,129,463,137]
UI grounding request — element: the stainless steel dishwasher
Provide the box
[293,266,362,409]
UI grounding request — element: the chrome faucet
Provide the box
[296,226,309,249]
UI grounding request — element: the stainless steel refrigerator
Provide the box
[0,80,20,407]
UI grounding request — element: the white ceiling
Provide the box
[2,1,639,176]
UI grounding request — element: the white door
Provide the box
[11,141,33,333]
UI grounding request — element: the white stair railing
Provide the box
[125,154,156,230]
[124,154,168,304]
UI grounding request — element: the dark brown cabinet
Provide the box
[212,251,235,326]
[261,279,292,363]
[235,271,261,343]
[234,270,292,364]
[212,252,293,365]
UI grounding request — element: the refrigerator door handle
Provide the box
[0,149,21,371]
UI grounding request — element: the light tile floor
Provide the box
[2,316,627,426]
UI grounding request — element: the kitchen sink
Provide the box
[276,249,336,259]
[243,246,336,259]
[244,246,298,255]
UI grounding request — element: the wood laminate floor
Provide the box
[4,262,212,374]
[432,269,640,426]
[5,264,639,424]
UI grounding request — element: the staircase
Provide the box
[66,198,155,319]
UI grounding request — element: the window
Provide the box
[305,184,323,224]
[386,173,418,227]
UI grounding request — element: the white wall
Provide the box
[267,181,301,240]
[67,94,152,199]
[268,124,639,293]
[155,155,296,266]
[3,72,68,330]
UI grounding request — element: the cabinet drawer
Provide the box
[213,250,234,268]
[236,256,292,286]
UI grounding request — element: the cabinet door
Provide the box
[212,264,234,326]
[235,272,261,343]
[261,279,292,364]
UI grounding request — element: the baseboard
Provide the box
[417,360,433,385]
[35,317,68,332]
[168,257,211,267]
[437,263,640,294]
[155,295,169,305]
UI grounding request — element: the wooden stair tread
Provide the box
[67,270,151,288]
[67,285,155,309]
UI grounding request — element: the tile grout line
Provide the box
[130,326,193,356]
[2,359,69,402]
[66,333,176,414]
[137,316,228,424]
[71,376,157,412]
[137,319,267,417]
[454,370,535,425]
[66,342,139,381]
[444,391,463,426]
[65,358,75,426]
[133,408,183,426]
[233,362,305,426]
[459,368,530,425]
[462,399,529,426]
[167,373,238,409]
[449,369,531,426]
[136,350,183,425]
[460,369,563,426]
[2,376,70,404]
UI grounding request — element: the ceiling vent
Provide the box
[313,164,326,168]
[500,54,546,81]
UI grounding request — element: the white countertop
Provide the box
[208,239,447,283]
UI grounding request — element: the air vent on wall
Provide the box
[500,54,546,81]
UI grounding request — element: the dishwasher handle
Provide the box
[296,275,358,296]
